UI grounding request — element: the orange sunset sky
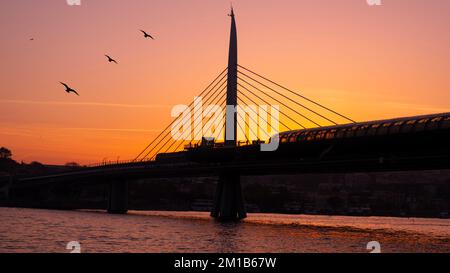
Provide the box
[1,0,450,165]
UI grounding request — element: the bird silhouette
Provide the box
[105,54,118,64]
[140,30,154,39]
[30,38,34,41]
[60,82,79,96]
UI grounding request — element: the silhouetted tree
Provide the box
[0,147,17,174]
[0,147,12,159]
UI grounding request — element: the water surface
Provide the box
[0,208,448,253]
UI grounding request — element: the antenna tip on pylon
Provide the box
[228,3,234,17]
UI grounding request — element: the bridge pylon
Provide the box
[107,180,128,214]
[211,173,247,221]
[225,7,238,147]
[210,8,247,221]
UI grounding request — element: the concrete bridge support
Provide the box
[211,174,247,221]
[0,186,9,201]
[107,180,128,214]
[0,176,14,202]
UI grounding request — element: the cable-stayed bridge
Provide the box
[132,64,355,163]
[3,9,450,221]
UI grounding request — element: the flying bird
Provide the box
[60,82,79,96]
[140,30,154,40]
[105,54,118,64]
[29,38,34,41]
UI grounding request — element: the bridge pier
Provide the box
[107,180,128,214]
[0,185,9,202]
[1,176,14,202]
[211,174,247,221]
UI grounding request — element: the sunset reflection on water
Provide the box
[0,208,448,253]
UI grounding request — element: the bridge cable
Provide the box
[237,92,288,137]
[137,69,228,161]
[237,104,264,141]
[202,103,227,143]
[238,65,356,123]
[134,67,228,161]
[236,98,271,140]
[145,84,227,160]
[237,87,299,130]
[238,89,295,131]
[139,77,227,161]
[215,113,226,142]
[191,102,227,147]
[188,88,228,146]
[238,73,326,127]
[165,88,227,156]
[236,111,251,143]
[154,85,228,159]
[238,79,316,128]
[171,95,227,155]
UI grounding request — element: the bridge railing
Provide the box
[84,141,260,169]
[84,159,154,169]
[89,139,269,168]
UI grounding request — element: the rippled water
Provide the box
[0,208,449,253]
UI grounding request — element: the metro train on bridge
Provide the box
[278,112,450,144]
